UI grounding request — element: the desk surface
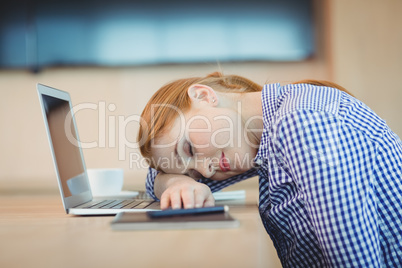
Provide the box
[0,190,281,268]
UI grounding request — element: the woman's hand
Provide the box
[154,173,215,210]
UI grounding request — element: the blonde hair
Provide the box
[137,72,352,168]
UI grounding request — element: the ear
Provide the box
[187,84,218,106]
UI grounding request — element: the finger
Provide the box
[194,186,213,208]
[160,192,171,210]
[169,190,183,209]
[203,194,215,207]
[194,191,206,208]
[181,188,195,209]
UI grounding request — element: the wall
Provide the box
[1,0,401,192]
[329,0,402,135]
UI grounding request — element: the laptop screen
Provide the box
[42,94,90,197]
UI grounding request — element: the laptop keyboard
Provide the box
[74,199,158,210]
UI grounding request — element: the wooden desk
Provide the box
[0,191,281,268]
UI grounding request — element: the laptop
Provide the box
[37,83,160,215]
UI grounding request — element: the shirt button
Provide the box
[255,158,263,166]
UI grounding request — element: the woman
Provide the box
[138,72,402,267]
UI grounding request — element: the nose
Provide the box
[192,157,216,179]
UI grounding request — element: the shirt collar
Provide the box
[254,83,282,165]
[261,83,282,129]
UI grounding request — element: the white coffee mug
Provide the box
[86,168,124,196]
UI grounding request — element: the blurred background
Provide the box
[1,0,401,193]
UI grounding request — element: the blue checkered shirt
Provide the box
[145,83,402,267]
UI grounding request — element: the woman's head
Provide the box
[137,72,262,179]
[137,71,353,180]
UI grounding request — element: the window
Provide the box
[0,0,314,70]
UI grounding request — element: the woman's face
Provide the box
[151,103,259,181]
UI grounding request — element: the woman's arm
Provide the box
[274,109,385,266]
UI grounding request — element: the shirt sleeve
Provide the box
[145,167,159,200]
[274,109,383,267]
[145,167,258,201]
